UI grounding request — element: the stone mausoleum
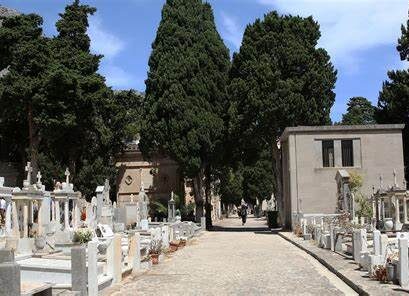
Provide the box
[280,124,406,228]
[115,141,182,206]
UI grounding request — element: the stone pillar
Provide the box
[396,197,401,224]
[329,225,335,252]
[23,204,28,238]
[11,202,19,237]
[88,241,98,296]
[5,203,11,236]
[55,201,60,225]
[64,200,69,230]
[74,203,80,230]
[398,236,409,288]
[0,261,20,296]
[131,233,141,274]
[71,246,87,296]
[107,234,122,283]
[404,197,408,223]
[373,230,381,256]
[201,217,206,231]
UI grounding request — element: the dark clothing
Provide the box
[241,205,248,225]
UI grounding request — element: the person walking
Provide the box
[240,201,248,225]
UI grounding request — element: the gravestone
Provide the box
[88,241,98,296]
[71,246,87,296]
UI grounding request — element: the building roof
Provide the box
[280,124,405,141]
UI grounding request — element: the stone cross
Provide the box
[65,168,70,184]
[25,162,33,185]
[36,171,42,186]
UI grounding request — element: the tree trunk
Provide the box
[28,103,39,182]
[204,165,212,229]
[192,169,204,222]
[272,142,285,227]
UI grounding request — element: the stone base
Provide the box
[54,230,71,244]
[17,238,34,255]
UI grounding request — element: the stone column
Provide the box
[71,246,87,296]
[107,234,122,283]
[201,217,206,231]
[11,202,19,237]
[398,236,409,288]
[0,261,20,295]
[404,197,408,223]
[55,201,60,226]
[88,241,98,296]
[396,197,401,224]
[5,203,11,236]
[23,204,28,238]
[130,233,141,274]
[373,230,381,256]
[64,200,69,230]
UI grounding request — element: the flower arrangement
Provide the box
[149,239,162,255]
[73,228,93,244]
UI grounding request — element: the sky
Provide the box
[2,0,408,122]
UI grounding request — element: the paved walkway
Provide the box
[105,217,357,296]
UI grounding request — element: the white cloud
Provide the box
[100,63,139,89]
[88,16,125,59]
[220,12,243,50]
[258,0,408,72]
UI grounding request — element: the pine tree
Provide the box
[341,97,376,125]
[140,0,230,222]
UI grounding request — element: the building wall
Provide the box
[115,147,181,207]
[281,127,405,227]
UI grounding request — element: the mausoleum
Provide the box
[280,124,406,228]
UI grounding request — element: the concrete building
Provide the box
[280,124,405,228]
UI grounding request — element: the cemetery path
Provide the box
[105,217,357,296]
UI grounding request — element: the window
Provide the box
[322,140,334,167]
[342,140,354,167]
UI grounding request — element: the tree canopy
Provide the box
[377,10,409,183]
[0,1,141,198]
[341,97,376,125]
[226,12,336,220]
[140,0,231,221]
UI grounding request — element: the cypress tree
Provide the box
[140,0,230,222]
[228,12,337,227]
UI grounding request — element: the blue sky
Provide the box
[2,0,408,122]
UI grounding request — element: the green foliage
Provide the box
[341,97,376,125]
[73,228,93,244]
[355,192,373,221]
[348,171,372,220]
[227,11,336,205]
[0,2,141,198]
[140,0,230,178]
[377,10,409,182]
[218,167,243,206]
[349,171,363,193]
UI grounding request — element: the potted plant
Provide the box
[72,228,93,245]
[149,239,162,265]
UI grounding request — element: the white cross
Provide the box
[65,168,70,184]
[25,162,33,184]
[36,171,42,184]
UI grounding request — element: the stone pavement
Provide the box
[104,217,357,296]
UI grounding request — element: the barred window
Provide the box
[342,140,354,167]
[322,140,334,167]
